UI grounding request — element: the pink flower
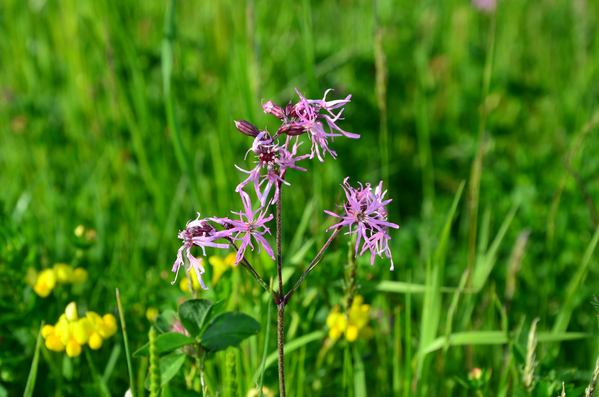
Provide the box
[472,0,496,12]
[171,215,231,289]
[263,89,359,162]
[236,132,308,207]
[325,178,399,269]
[226,192,275,264]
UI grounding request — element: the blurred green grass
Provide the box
[1,0,599,395]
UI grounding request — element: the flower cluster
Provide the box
[326,178,399,269]
[326,296,371,343]
[42,302,117,357]
[171,89,360,288]
[27,263,88,298]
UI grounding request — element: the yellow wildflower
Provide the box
[325,295,371,343]
[65,302,79,322]
[31,264,88,298]
[145,307,159,322]
[33,269,56,298]
[179,271,203,293]
[247,386,274,397]
[71,268,88,283]
[42,303,117,357]
[88,332,103,350]
[53,263,73,283]
[208,253,237,285]
[66,339,81,358]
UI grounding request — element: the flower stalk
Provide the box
[168,89,398,396]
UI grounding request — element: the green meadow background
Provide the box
[1,0,599,395]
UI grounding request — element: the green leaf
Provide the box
[133,332,195,357]
[159,352,186,386]
[201,312,260,352]
[178,299,214,337]
[421,331,589,356]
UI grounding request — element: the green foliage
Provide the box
[1,0,599,395]
[178,299,214,338]
[201,312,261,352]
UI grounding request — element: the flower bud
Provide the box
[65,302,79,322]
[262,100,285,119]
[234,120,259,137]
[277,122,305,136]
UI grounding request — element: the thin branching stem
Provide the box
[227,238,270,293]
[284,227,342,304]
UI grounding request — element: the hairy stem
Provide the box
[275,182,287,397]
[284,227,342,304]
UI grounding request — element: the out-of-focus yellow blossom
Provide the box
[209,253,236,285]
[145,307,159,322]
[326,295,371,343]
[33,269,56,298]
[42,302,117,357]
[29,264,88,298]
[74,224,97,242]
[71,268,88,283]
[247,386,274,397]
[179,253,237,292]
[179,271,203,293]
[53,263,73,283]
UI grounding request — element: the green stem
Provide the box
[275,181,287,397]
[116,288,135,397]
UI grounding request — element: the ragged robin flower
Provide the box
[325,178,399,269]
[42,302,117,357]
[172,214,231,289]
[326,295,372,343]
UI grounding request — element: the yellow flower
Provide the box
[209,253,236,285]
[71,268,88,284]
[101,314,118,337]
[33,269,56,297]
[326,296,371,344]
[42,304,117,357]
[66,339,82,357]
[53,263,73,283]
[88,332,103,350]
[345,325,359,342]
[45,333,64,352]
[65,302,79,322]
[145,307,159,322]
[247,386,274,397]
[180,271,203,293]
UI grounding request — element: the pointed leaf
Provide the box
[159,352,186,386]
[201,312,260,352]
[179,299,214,337]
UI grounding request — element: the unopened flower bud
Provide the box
[234,120,259,137]
[65,302,78,322]
[277,122,305,136]
[262,100,285,119]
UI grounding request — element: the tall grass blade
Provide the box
[553,224,599,334]
[116,288,136,397]
[23,324,42,397]
[416,182,464,377]
[472,203,519,292]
